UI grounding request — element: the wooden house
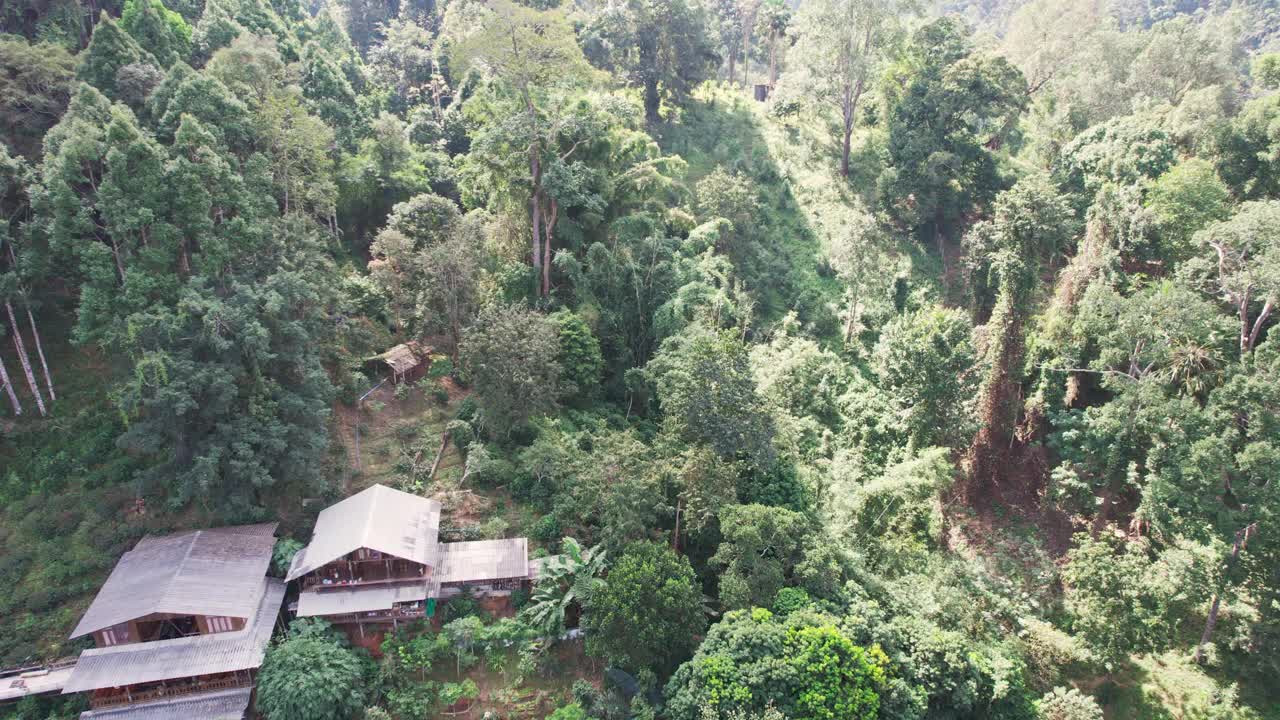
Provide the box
[287,485,535,644]
[61,524,284,720]
[367,341,432,384]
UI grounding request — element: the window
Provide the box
[206,616,235,633]
[100,628,117,646]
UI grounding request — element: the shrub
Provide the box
[1037,687,1102,720]
[531,514,562,543]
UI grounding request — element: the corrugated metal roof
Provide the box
[79,687,252,720]
[438,539,528,583]
[286,485,441,582]
[295,582,429,617]
[71,524,278,639]
[0,665,76,701]
[63,579,284,693]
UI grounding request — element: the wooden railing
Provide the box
[323,607,426,624]
[90,675,253,710]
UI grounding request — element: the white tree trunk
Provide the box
[5,301,44,416]
[25,305,54,402]
[0,351,20,416]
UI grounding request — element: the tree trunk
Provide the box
[1247,297,1273,352]
[644,78,661,123]
[0,351,20,416]
[542,198,558,297]
[1194,522,1257,664]
[767,32,778,86]
[5,301,44,416]
[25,305,54,402]
[727,50,737,85]
[530,152,544,297]
[839,73,866,179]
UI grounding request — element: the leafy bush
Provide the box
[1036,687,1102,720]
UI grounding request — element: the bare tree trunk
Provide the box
[727,50,737,84]
[0,351,20,416]
[541,198,557,298]
[1247,297,1273,352]
[5,301,44,416]
[24,305,54,402]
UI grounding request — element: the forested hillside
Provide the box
[1,0,1278,718]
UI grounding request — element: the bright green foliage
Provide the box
[665,609,885,720]
[550,309,605,402]
[1145,158,1232,260]
[647,326,776,469]
[785,624,886,720]
[873,308,978,449]
[1056,111,1177,200]
[547,703,589,720]
[77,13,159,102]
[460,303,561,434]
[1214,93,1280,200]
[257,622,366,720]
[0,37,75,157]
[147,62,254,151]
[879,18,1027,240]
[584,541,707,673]
[581,0,718,122]
[121,0,193,68]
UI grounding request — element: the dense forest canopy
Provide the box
[1,0,1279,718]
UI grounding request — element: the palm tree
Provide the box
[521,536,607,641]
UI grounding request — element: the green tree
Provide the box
[1145,158,1232,261]
[452,0,595,297]
[550,309,604,402]
[873,307,978,449]
[460,303,562,434]
[582,0,718,122]
[257,622,366,720]
[784,624,886,720]
[1190,201,1280,354]
[711,503,812,609]
[878,18,1027,245]
[77,13,159,102]
[782,0,905,177]
[647,326,776,469]
[121,0,193,68]
[584,541,707,674]
[0,37,75,158]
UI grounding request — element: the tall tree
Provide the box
[755,0,790,87]
[584,541,707,674]
[452,0,594,297]
[582,0,719,123]
[783,0,905,177]
[878,18,1027,246]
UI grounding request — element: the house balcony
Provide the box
[89,672,254,710]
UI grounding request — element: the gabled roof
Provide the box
[438,539,529,583]
[64,579,284,693]
[286,485,441,582]
[70,524,277,639]
[78,686,252,720]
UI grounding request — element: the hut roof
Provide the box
[295,581,430,617]
[63,579,284,693]
[286,485,441,582]
[70,524,277,639]
[372,341,431,375]
[78,687,253,720]
[438,538,529,583]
